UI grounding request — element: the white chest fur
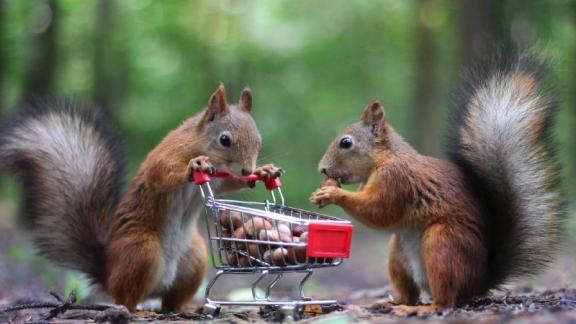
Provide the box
[395,228,429,292]
[154,182,204,292]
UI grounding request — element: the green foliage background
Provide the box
[2,1,576,210]
[1,0,576,298]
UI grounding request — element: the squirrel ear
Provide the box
[207,83,229,118]
[361,100,386,136]
[239,88,253,113]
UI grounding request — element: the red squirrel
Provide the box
[310,55,563,315]
[0,85,282,312]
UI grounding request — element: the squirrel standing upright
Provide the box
[0,85,282,312]
[310,55,563,315]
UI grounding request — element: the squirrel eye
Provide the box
[339,136,353,149]
[219,134,231,147]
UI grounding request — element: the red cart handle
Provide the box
[191,170,281,190]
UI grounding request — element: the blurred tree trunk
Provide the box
[0,0,5,190]
[571,2,576,197]
[93,0,122,120]
[459,0,495,64]
[571,71,576,197]
[459,0,512,64]
[0,0,5,113]
[20,0,59,103]
[411,0,440,156]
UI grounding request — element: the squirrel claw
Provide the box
[390,305,442,317]
[189,155,216,175]
[254,164,283,179]
[132,310,158,319]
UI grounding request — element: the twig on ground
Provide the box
[0,291,112,320]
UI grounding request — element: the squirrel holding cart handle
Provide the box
[310,54,563,315]
[0,84,282,312]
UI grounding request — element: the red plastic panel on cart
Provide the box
[306,222,353,258]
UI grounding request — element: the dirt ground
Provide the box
[2,288,576,323]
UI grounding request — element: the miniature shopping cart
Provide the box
[192,171,354,317]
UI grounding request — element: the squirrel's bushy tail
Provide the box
[0,99,124,284]
[448,54,563,288]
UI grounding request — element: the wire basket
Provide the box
[192,171,354,316]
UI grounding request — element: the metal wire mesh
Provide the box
[204,198,348,271]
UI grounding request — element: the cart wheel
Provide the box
[260,305,302,321]
[202,303,221,317]
[280,305,299,321]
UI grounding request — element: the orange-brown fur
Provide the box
[318,57,566,315]
[312,58,563,315]
[311,101,489,312]
[388,234,419,305]
[103,85,278,312]
[160,234,208,312]
[330,147,488,308]
[105,116,207,311]
[105,146,215,311]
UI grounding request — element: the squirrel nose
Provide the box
[321,168,328,175]
[241,168,252,176]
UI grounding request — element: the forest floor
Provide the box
[2,288,576,323]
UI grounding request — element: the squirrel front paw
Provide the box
[188,155,216,177]
[248,164,283,188]
[310,186,342,207]
[253,164,284,179]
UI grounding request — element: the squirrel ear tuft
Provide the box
[239,88,253,113]
[361,100,386,136]
[207,83,229,117]
[361,100,385,124]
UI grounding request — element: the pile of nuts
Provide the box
[219,210,308,266]
[218,177,341,267]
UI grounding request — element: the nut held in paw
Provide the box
[320,177,341,188]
